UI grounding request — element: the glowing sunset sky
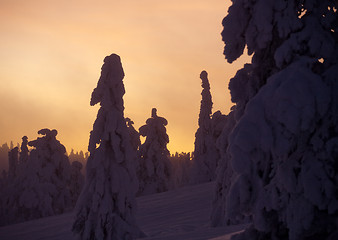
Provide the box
[0,0,248,154]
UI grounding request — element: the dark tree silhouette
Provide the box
[138,108,172,195]
[213,1,338,240]
[72,54,144,240]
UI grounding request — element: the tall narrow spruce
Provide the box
[72,54,144,240]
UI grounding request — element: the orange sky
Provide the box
[0,0,248,154]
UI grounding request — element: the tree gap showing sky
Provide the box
[0,0,249,153]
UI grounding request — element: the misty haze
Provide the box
[1,0,337,240]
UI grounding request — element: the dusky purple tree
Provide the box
[72,54,144,240]
[211,109,240,226]
[213,1,338,240]
[2,129,72,226]
[191,71,221,184]
[137,108,172,195]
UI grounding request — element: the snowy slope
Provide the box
[0,182,246,240]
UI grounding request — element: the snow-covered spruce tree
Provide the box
[27,129,71,212]
[213,1,338,239]
[72,54,144,240]
[212,0,284,224]
[3,129,72,225]
[211,109,239,226]
[137,108,172,195]
[191,71,220,184]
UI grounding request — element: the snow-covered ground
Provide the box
[0,182,246,240]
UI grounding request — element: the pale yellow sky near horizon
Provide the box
[0,0,249,154]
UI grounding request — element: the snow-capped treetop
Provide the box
[222,0,299,63]
[200,71,208,83]
[90,54,125,110]
[222,0,337,66]
[19,136,29,165]
[140,108,169,149]
[28,129,67,161]
[222,0,337,122]
[88,54,127,154]
[198,71,212,130]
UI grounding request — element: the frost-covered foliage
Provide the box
[211,109,240,226]
[1,129,72,226]
[138,108,172,195]
[191,71,224,184]
[25,129,71,212]
[126,117,141,152]
[213,0,338,239]
[170,152,192,188]
[72,54,144,240]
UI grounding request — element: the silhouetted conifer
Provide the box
[191,71,221,183]
[138,108,172,195]
[72,54,144,240]
[212,1,338,240]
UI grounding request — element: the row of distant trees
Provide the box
[0,112,199,227]
[0,142,87,174]
[0,142,19,173]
